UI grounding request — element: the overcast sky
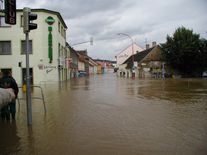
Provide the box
[16,0,207,60]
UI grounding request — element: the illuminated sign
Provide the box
[4,0,16,25]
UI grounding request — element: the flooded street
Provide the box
[0,74,207,155]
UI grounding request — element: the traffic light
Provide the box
[23,7,38,33]
[4,0,16,25]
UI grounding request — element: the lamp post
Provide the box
[118,33,135,79]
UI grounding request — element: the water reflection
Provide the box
[0,121,20,154]
[129,79,207,103]
[0,74,207,155]
[70,77,90,90]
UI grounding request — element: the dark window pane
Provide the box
[0,41,11,55]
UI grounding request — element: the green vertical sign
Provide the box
[46,16,55,63]
[48,26,53,63]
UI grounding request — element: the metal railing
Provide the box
[17,85,46,113]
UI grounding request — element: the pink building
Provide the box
[115,43,144,66]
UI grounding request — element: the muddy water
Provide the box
[0,74,207,155]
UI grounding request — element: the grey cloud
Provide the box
[17,0,207,60]
[31,0,127,19]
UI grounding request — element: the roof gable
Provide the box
[122,45,163,67]
[116,43,144,65]
[140,45,163,63]
[123,47,154,64]
[135,47,154,62]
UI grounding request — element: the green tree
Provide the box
[161,27,207,77]
[199,38,207,74]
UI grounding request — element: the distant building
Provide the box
[67,44,78,78]
[76,50,88,77]
[115,43,143,77]
[88,57,98,75]
[115,43,143,66]
[68,47,98,77]
[123,44,165,78]
[94,59,115,74]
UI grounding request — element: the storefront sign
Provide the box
[44,65,57,69]
[44,65,57,74]
[45,16,55,25]
[4,0,16,25]
[46,16,54,63]
[48,26,53,63]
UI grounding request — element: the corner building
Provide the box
[0,9,69,85]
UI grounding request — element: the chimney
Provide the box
[146,44,150,49]
[152,41,156,47]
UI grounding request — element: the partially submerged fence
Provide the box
[17,85,46,113]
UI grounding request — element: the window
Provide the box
[0,16,10,27]
[61,26,64,37]
[20,15,23,27]
[21,40,33,54]
[64,29,66,39]
[58,22,60,33]
[0,41,11,55]
[58,43,61,56]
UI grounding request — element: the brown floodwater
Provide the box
[0,74,207,155]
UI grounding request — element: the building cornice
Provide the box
[16,8,67,29]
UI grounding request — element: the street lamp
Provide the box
[118,33,135,78]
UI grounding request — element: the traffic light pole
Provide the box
[25,31,32,125]
[23,7,38,125]
[23,7,37,125]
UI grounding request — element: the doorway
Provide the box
[22,68,33,85]
[0,68,12,74]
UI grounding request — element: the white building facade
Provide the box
[115,43,144,66]
[0,9,69,85]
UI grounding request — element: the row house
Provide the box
[95,60,106,74]
[76,50,98,77]
[67,44,78,78]
[0,9,68,85]
[123,43,165,78]
[88,57,98,75]
[66,44,98,78]
[76,50,88,77]
[95,59,115,74]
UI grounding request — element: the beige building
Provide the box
[0,9,69,85]
[123,44,165,78]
